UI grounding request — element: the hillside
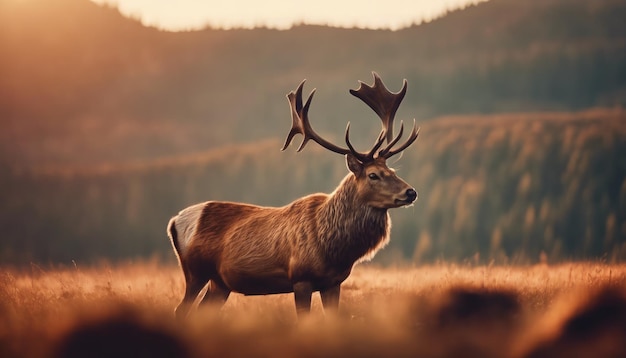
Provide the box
[1,0,625,168]
[1,109,624,264]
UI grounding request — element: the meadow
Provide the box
[2,261,626,358]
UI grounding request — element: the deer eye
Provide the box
[368,173,380,180]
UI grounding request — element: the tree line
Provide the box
[1,110,624,265]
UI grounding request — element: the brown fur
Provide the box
[168,156,416,318]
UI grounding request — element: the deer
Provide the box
[167,72,419,319]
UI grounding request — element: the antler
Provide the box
[281,80,385,163]
[350,72,407,143]
[350,72,419,159]
[378,120,420,159]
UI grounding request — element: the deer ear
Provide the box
[345,154,364,176]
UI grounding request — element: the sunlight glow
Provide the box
[90,0,488,31]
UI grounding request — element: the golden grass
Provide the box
[1,261,626,357]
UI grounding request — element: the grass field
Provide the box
[1,261,626,358]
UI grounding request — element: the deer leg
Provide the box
[199,280,231,307]
[175,273,209,320]
[320,284,341,315]
[293,281,313,317]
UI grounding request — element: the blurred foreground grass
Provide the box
[1,261,626,357]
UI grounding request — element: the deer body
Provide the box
[169,73,419,318]
[169,172,390,295]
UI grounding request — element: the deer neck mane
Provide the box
[318,174,391,267]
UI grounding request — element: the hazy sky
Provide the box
[90,0,487,31]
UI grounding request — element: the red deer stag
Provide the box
[167,72,419,319]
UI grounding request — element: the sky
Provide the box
[90,0,488,31]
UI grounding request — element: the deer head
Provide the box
[282,72,419,209]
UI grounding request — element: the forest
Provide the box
[1,109,624,265]
[0,0,625,265]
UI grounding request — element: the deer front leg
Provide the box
[293,281,313,316]
[320,284,341,315]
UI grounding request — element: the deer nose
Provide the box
[406,188,417,202]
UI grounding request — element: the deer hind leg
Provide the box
[199,280,231,307]
[175,270,209,320]
[293,281,314,317]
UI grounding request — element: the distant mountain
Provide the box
[1,0,625,167]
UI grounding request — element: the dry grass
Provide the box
[1,261,626,358]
